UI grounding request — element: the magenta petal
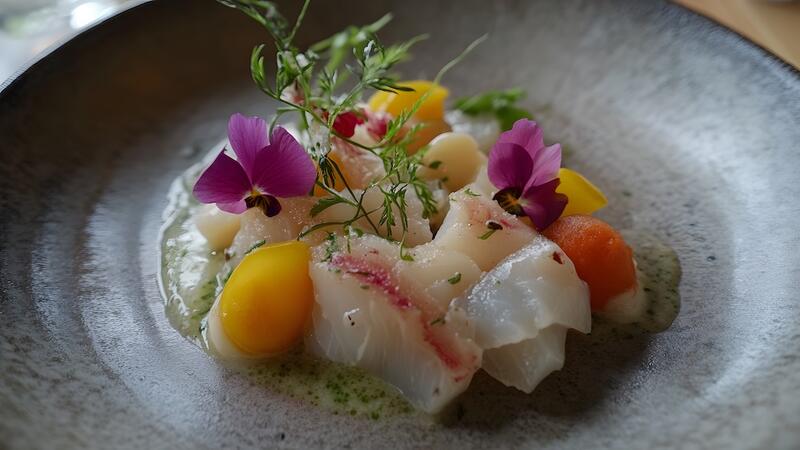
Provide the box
[527,143,562,188]
[488,142,534,190]
[227,113,269,180]
[497,119,545,156]
[217,200,247,214]
[521,178,568,230]
[193,150,252,206]
[252,127,317,197]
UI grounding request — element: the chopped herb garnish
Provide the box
[464,188,480,197]
[447,272,462,284]
[478,229,497,240]
[478,220,503,240]
[428,160,443,169]
[322,233,339,262]
[430,317,446,326]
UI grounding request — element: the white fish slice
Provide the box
[465,234,591,392]
[434,186,536,271]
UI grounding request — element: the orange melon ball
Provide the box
[367,80,449,122]
[543,215,637,311]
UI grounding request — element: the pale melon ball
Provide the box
[419,132,486,192]
[194,204,241,251]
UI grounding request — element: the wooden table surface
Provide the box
[676,0,800,69]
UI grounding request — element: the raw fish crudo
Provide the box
[159,0,681,417]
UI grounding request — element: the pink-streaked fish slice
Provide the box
[307,235,481,413]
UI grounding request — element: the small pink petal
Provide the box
[192,150,252,206]
[488,142,534,190]
[332,111,365,138]
[527,143,562,188]
[521,178,568,230]
[497,119,545,157]
[227,113,269,181]
[252,127,317,197]
[367,111,390,139]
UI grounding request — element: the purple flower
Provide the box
[488,119,567,230]
[193,113,317,216]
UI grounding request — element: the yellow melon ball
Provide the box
[219,241,314,356]
[367,80,449,122]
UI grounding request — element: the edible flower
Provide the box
[193,113,316,217]
[488,119,567,229]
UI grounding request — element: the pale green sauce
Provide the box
[160,162,225,345]
[158,161,414,419]
[590,230,682,338]
[241,349,414,419]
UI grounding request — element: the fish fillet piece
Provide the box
[465,234,591,392]
[314,186,433,246]
[307,235,481,413]
[398,241,482,310]
[226,197,317,267]
[434,186,536,271]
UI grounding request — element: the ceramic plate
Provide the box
[1,0,799,448]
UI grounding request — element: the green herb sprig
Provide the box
[220,0,485,253]
[454,88,533,131]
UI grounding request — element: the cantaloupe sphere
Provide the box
[543,215,636,311]
[219,241,314,356]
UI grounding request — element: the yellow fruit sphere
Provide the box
[367,80,449,122]
[557,168,608,217]
[219,241,314,356]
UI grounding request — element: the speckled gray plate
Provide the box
[1,0,799,449]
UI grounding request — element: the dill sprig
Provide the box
[220,0,484,249]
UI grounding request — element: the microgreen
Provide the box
[245,239,266,254]
[219,0,485,243]
[399,237,415,262]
